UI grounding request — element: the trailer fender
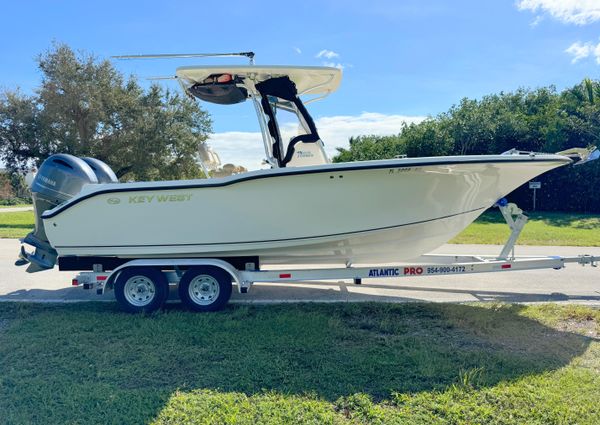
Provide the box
[101,259,242,294]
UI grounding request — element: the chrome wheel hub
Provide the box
[189,275,220,305]
[123,275,156,307]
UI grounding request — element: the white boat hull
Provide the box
[43,155,570,266]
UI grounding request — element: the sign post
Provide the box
[529,181,541,210]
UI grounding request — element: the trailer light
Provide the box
[72,279,79,286]
[279,273,292,278]
[97,275,108,281]
[501,264,511,269]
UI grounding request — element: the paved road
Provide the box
[1,238,599,305]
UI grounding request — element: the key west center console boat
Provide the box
[18,54,598,275]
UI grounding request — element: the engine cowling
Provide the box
[19,154,117,272]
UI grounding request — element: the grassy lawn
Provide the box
[451,211,600,246]
[0,302,598,424]
[3,210,600,246]
[0,210,34,238]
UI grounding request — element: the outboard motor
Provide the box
[18,154,112,272]
[81,157,118,183]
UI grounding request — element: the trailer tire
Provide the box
[178,266,232,312]
[114,267,169,314]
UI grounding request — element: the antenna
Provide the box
[145,76,178,81]
[111,51,255,65]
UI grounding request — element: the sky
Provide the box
[1,0,600,169]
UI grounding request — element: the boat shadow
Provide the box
[231,279,600,304]
[3,279,599,304]
[0,286,114,302]
[0,301,596,424]
[152,302,598,401]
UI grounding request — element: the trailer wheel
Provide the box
[114,267,169,314]
[178,266,232,312]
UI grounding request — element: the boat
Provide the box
[18,59,597,273]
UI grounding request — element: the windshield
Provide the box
[269,97,311,155]
[255,76,321,167]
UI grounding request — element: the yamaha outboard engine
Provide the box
[18,154,116,272]
[81,157,118,183]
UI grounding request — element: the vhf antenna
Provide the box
[111,51,255,65]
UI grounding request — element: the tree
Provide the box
[331,79,600,212]
[0,43,212,181]
[560,79,600,149]
[334,134,406,162]
[402,117,454,157]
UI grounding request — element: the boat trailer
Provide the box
[71,201,598,313]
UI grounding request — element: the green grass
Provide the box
[0,302,598,424]
[451,211,600,246]
[0,210,34,238]
[2,210,600,246]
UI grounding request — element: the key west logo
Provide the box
[128,194,193,204]
[106,194,193,205]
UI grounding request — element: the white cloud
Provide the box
[293,47,302,54]
[207,131,266,170]
[322,61,344,70]
[565,40,600,63]
[316,49,340,59]
[315,50,346,69]
[316,113,424,158]
[207,113,425,170]
[516,0,600,25]
[565,41,595,62]
[530,15,544,27]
